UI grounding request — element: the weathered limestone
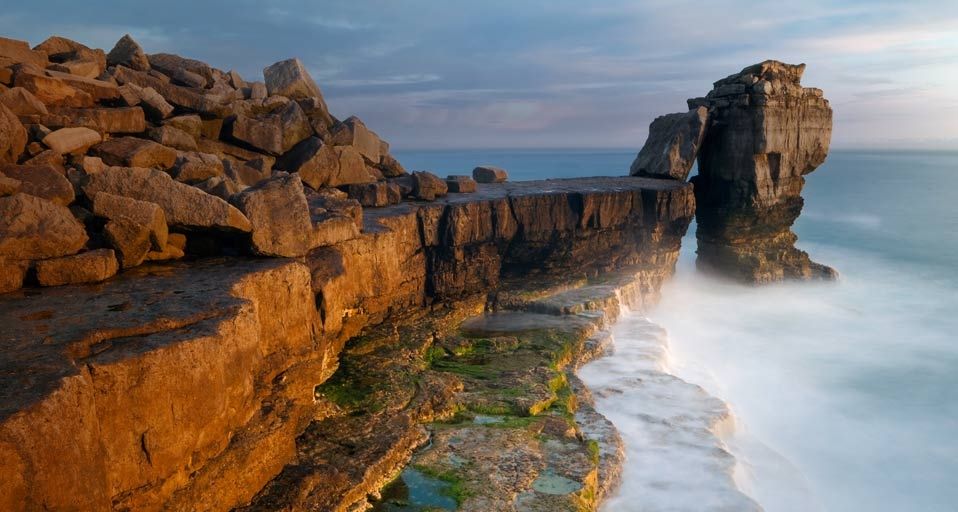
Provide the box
[147,125,197,151]
[81,166,252,232]
[106,34,149,71]
[231,173,314,257]
[104,216,153,268]
[0,102,26,163]
[0,257,28,293]
[329,116,383,162]
[42,126,101,154]
[12,65,94,108]
[171,151,223,183]
[473,165,508,183]
[275,137,372,189]
[41,107,147,134]
[92,136,177,169]
[0,193,87,260]
[689,60,834,282]
[411,170,448,201]
[0,164,74,205]
[630,106,708,180]
[92,191,168,250]
[0,87,48,116]
[445,175,477,193]
[35,248,118,286]
[0,36,48,67]
[263,58,322,100]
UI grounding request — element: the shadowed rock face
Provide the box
[688,60,836,283]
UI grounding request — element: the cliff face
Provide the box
[688,61,835,282]
[0,177,693,511]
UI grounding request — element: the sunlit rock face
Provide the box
[688,60,836,283]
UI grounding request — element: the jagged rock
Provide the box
[40,106,146,134]
[112,66,228,118]
[35,248,118,286]
[171,68,207,89]
[34,36,106,77]
[91,191,168,249]
[81,166,252,232]
[276,137,372,189]
[106,34,149,71]
[23,150,63,170]
[0,193,88,260]
[445,175,477,193]
[44,70,118,102]
[172,151,223,182]
[79,156,106,174]
[225,101,311,156]
[346,181,401,207]
[0,164,74,205]
[263,58,323,100]
[411,171,448,201]
[227,70,245,89]
[691,60,834,282]
[0,37,48,67]
[472,166,508,183]
[0,173,20,196]
[164,114,202,138]
[306,188,362,228]
[328,116,383,162]
[48,60,102,79]
[12,66,93,108]
[148,53,213,85]
[248,81,268,101]
[104,216,152,268]
[0,87,48,116]
[0,257,28,293]
[223,158,269,187]
[194,175,243,201]
[148,125,197,151]
[42,126,101,154]
[92,136,177,169]
[0,102,27,163]
[376,153,406,178]
[118,82,174,120]
[143,240,185,261]
[231,173,314,257]
[630,106,708,180]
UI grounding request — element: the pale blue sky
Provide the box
[4,1,957,149]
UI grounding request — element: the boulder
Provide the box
[91,191,168,249]
[231,173,314,257]
[0,164,74,205]
[164,114,202,138]
[148,53,213,85]
[118,83,174,120]
[472,166,508,183]
[630,106,708,180]
[43,107,147,134]
[23,150,64,170]
[42,126,102,154]
[171,68,207,89]
[411,171,448,201]
[0,174,20,196]
[34,36,106,76]
[376,153,406,178]
[263,58,323,100]
[328,116,383,162]
[48,60,102,79]
[0,257,28,293]
[0,87,48,116]
[248,81,267,101]
[0,193,88,260]
[225,101,311,156]
[44,70,118,102]
[223,158,270,187]
[107,34,150,71]
[104,216,152,268]
[276,137,372,189]
[35,248,118,286]
[148,125,197,151]
[194,175,243,201]
[445,175,477,193]
[13,65,93,108]
[81,166,252,232]
[112,66,228,118]
[171,151,224,183]
[346,181,401,207]
[0,102,26,163]
[92,136,177,169]
[0,37,48,67]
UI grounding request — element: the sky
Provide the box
[3,1,958,150]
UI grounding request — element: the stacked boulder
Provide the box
[0,32,430,293]
[629,60,834,283]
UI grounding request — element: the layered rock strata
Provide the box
[0,176,693,511]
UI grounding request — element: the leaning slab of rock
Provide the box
[0,36,48,67]
[91,191,168,249]
[0,86,48,116]
[35,248,118,286]
[42,126,102,154]
[473,166,508,183]
[81,166,252,232]
[106,34,149,71]
[328,116,383,162]
[148,125,197,151]
[231,173,314,257]
[412,171,448,201]
[275,137,372,188]
[0,164,74,205]
[445,175,477,193]
[0,102,26,163]
[104,216,152,268]
[630,106,708,180]
[92,136,177,169]
[0,192,88,260]
[13,65,94,108]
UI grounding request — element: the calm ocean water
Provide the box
[395,148,958,511]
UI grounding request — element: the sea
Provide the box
[394,148,958,512]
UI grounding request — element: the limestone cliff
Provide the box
[688,60,835,282]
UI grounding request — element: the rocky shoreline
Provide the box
[1,31,833,511]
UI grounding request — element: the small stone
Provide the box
[445,175,477,193]
[0,164,74,205]
[42,126,101,154]
[472,166,508,183]
[92,136,177,169]
[35,248,118,286]
[106,34,150,71]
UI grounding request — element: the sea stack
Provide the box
[689,60,835,283]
